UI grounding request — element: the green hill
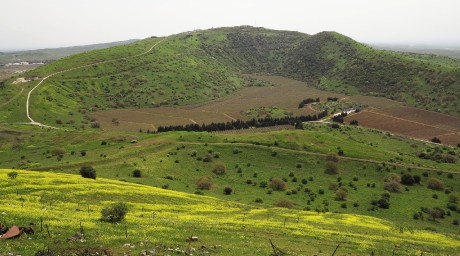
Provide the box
[1,26,459,127]
[1,123,459,235]
[2,169,459,255]
[281,31,460,114]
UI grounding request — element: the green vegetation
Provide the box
[101,202,129,223]
[1,123,459,228]
[243,107,291,119]
[2,169,459,255]
[1,26,459,128]
[282,32,460,116]
[1,26,460,255]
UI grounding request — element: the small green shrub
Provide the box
[335,189,348,201]
[384,173,401,183]
[196,176,213,190]
[325,161,339,175]
[448,193,459,204]
[7,171,18,179]
[223,187,233,195]
[270,178,287,191]
[132,169,142,178]
[101,202,129,223]
[275,198,294,209]
[80,166,96,179]
[427,178,444,191]
[384,181,401,193]
[212,163,227,175]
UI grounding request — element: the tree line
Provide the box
[298,97,320,108]
[156,110,328,133]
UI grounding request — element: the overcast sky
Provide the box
[1,0,459,51]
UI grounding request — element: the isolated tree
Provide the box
[223,187,233,195]
[203,153,213,162]
[428,207,445,221]
[427,177,444,191]
[212,163,227,175]
[384,180,402,193]
[270,178,287,191]
[196,176,213,190]
[80,166,96,179]
[377,198,390,209]
[7,171,18,179]
[326,153,339,163]
[335,189,348,201]
[325,161,339,175]
[101,202,129,223]
[448,193,460,204]
[401,174,414,185]
[132,169,142,178]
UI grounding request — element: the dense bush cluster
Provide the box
[418,148,457,163]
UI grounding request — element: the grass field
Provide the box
[1,169,459,255]
[1,123,459,230]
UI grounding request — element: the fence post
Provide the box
[80,221,84,237]
[331,244,340,256]
[46,224,51,238]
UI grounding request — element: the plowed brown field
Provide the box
[90,76,336,132]
[90,75,460,146]
[344,107,460,146]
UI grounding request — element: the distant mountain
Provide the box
[0,39,138,65]
[372,44,460,59]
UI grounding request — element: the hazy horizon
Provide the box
[1,0,460,51]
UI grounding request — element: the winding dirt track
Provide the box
[25,38,165,128]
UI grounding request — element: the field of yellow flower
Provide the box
[1,169,459,255]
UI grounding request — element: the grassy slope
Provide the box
[2,26,459,127]
[281,32,460,116]
[1,123,459,236]
[1,169,459,255]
